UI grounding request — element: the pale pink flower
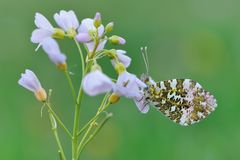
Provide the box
[18,69,47,101]
[54,10,79,32]
[83,70,114,96]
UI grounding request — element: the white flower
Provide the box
[31,13,55,44]
[54,10,79,32]
[77,18,104,40]
[18,69,47,102]
[83,70,114,96]
[41,38,67,67]
[76,16,106,52]
[111,50,131,68]
[82,70,149,113]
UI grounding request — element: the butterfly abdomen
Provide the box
[145,79,217,126]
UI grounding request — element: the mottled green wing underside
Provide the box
[146,79,217,126]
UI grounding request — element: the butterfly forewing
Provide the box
[145,79,217,126]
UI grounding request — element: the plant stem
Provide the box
[64,70,77,104]
[77,101,111,159]
[77,93,110,137]
[72,87,84,160]
[78,112,113,155]
[46,103,72,139]
[72,40,88,160]
[74,38,85,78]
[48,112,67,160]
[72,35,102,160]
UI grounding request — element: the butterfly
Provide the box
[138,47,217,126]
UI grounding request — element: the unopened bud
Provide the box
[34,88,47,102]
[109,35,126,45]
[105,22,114,33]
[52,28,65,39]
[109,93,120,104]
[94,12,102,28]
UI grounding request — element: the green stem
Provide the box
[72,40,88,160]
[64,70,77,104]
[72,87,84,160]
[77,113,101,137]
[74,38,85,78]
[72,35,102,160]
[77,93,110,137]
[78,113,113,155]
[48,112,67,160]
[45,103,72,139]
[77,101,111,158]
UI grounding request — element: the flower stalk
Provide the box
[19,10,144,160]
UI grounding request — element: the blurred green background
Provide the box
[1,0,240,159]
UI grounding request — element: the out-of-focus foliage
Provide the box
[0,0,239,159]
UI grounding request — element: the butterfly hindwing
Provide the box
[145,79,217,126]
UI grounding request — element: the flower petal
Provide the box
[54,10,79,31]
[35,13,54,31]
[76,33,92,43]
[83,71,114,96]
[114,72,145,99]
[18,69,42,92]
[111,50,131,68]
[41,38,66,65]
[78,18,104,37]
[31,29,52,43]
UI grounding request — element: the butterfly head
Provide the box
[140,74,155,86]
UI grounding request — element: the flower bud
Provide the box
[109,93,120,104]
[93,12,102,28]
[115,62,126,75]
[109,35,126,45]
[52,28,65,39]
[105,22,114,33]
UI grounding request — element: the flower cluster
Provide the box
[20,10,148,114]
[18,9,150,160]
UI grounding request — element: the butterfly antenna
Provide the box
[144,46,150,74]
[141,46,150,75]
